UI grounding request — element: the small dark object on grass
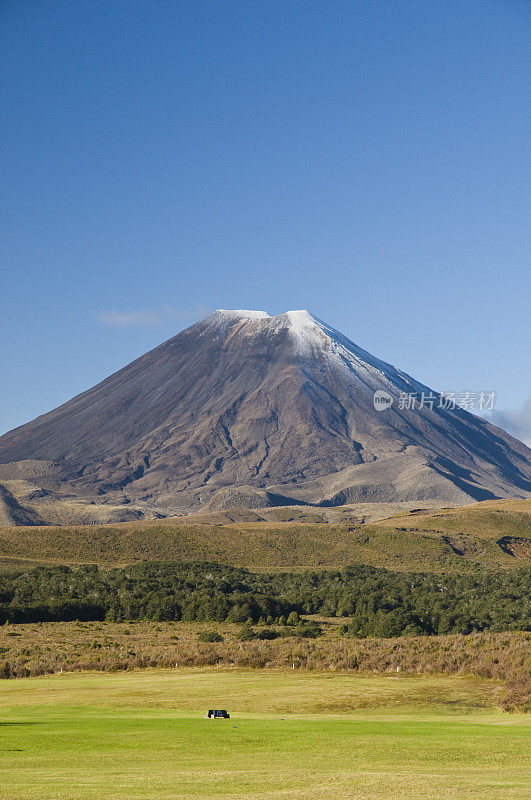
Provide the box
[204,709,230,719]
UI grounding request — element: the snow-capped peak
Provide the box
[212,309,271,321]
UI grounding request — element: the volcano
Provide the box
[0,309,529,523]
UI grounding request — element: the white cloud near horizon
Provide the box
[481,396,531,447]
[95,304,211,329]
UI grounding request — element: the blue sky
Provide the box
[2,0,530,443]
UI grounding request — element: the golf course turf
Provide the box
[1,669,529,799]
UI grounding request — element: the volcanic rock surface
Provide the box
[0,309,529,523]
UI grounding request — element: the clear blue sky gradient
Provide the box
[2,1,530,439]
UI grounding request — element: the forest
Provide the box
[0,562,529,637]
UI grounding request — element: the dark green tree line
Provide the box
[0,562,528,636]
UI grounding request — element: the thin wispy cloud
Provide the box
[95,310,162,327]
[481,396,531,447]
[95,305,210,329]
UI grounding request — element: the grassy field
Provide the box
[1,623,529,711]
[0,498,529,573]
[1,668,529,799]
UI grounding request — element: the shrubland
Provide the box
[0,621,529,710]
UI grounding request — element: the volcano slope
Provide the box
[0,310,529,523]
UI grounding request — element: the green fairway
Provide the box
[1,670,529,799]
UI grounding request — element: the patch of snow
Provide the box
[268,310,326,356]
[212,309,271,321]
[201,309,271,336]
[269,310,431,397]
[201,309,430,396]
